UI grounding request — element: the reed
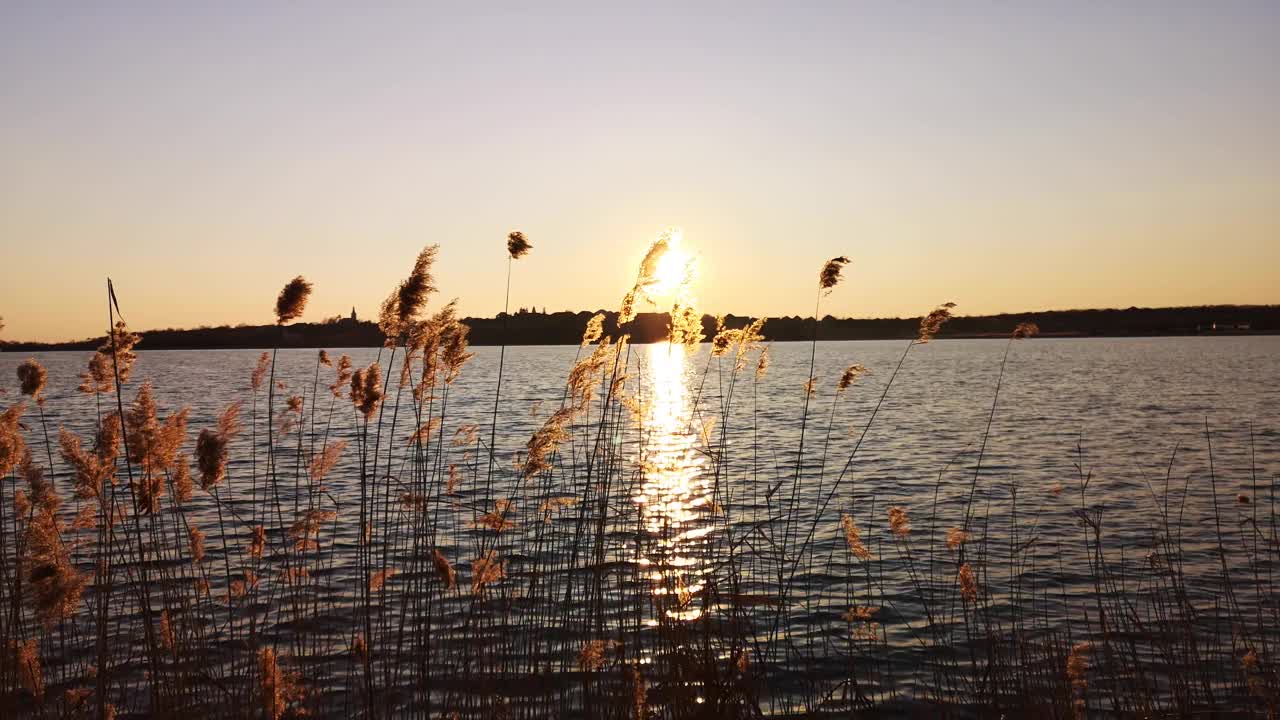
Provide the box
[0,234,1276,720]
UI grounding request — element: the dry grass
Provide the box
[0,231,1276,719]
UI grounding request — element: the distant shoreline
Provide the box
[2,304,1276,352]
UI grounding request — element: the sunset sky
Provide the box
[2,3,1278,342]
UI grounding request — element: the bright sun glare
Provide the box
[646,229,693,298]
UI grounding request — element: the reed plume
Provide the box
[172,454,193,503]
[249,525,266,558]
[78,322,140,393]
[582,312,605,346]
[669,302,703,348]
[0,403,26,477]
[274,276,312,324]
[24,453,88,628]
[440,317,474,383]
[946,527,969,550]
[507,230,532,259]
[888,506,912,538]
[619,289,638,325]
[523,407,572,479]
[1013,321,1040,339]
[188,525,206,563]
[433,548,457,590]
[58,416,121,502]
[578,640,608,671]
[289,509,336,551]
[16,638,44,701]
[77,351,112,394]
[471,551,506,593]
[841,513,871,560]
[308,440,346,482]
[819,255,851,292]
[635,233,672,298]
[837,364,867,392]
[1067,641,1092,717]
[391,245,441,336]
[917,302,957,343]
[251,352,271,391]
[369,568,397,592]
[259,647,304,720]
[957,562,978,601]
[160,609,176,651]
[124,382,189,510]
[349,363,384,420]
[17,358,47,403]
[196,402,241,491]
[329,354,353,397]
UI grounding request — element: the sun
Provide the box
[646,229,693,299]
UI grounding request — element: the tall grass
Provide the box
[0,233,1277,719]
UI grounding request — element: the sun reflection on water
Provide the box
[633,341,713,621]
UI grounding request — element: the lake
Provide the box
[2,335,1277,717]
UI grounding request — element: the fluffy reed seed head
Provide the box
[471,551,506,593]
[369,568,397,592]
[349,363,384,420]
[819,256,851,292]
[669,302,704,348]
[958,562,978,601]
[840,514,871,560]
[251,352,271,392]
[329,354,353,397]
[17,358,47,403]
[196,402,240,491]
[1013,321,1040,339]
[188,526,206,563]
[24,462,89,629]
[258,647,304,720]
[523,406,573,479]
[160,609,176,651]
[628,664,647,720]
[841,605,878,623]
[289,509,337,551]
[918,302,957,343]
[172,454,193,503]
[78,322,141,394]
[16,639,44,700]
[946,527,969,550]
[440,318,474,384]
[636,234,671,294]
[579,640,608,672]
[887,506,912,538]
[249,525,266,559]
[58,416,122,502]
[1243,648,1259,670]
[433,548,457,590]
[0,404,27,479]
[1067,641,1092,693]
[274,276,312,324]
[397,245,440,329]
[309,440,346,482]
[837,364,867,392]
[618,289,638,325]
[581,313,605,347]
[507,230,532,259]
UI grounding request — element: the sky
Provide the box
[2,2,1278,342]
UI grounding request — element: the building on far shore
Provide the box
[1197,321,1252,333]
